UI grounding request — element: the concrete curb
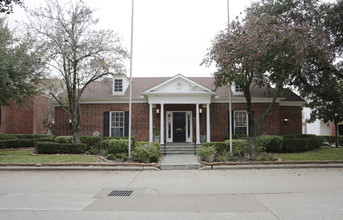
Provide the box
[199,163,343,170]
[0,165,160,171]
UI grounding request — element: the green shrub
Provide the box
[203,142,226,155]
[320,135,343,144]
[16,134,54,139]
[217,151,237,162]
[80,136,102,150]
[107,139,129,154]
[35,142,86,154]
[224,134,248,140]
[257,135,283,153]
[205,140,248,157]
[253,152,276,161]
[103,137,135,147]
[281,135,297,139]
[132,142,160,162]
[283,138,308,152]
[0,133,16,140]
[55,136,74,144]
[295,134,317,138]
[0,138,53,149]
[198,146,217,159]
[106,154,116,160]
[116,152,128,161]
[87,147,99,155]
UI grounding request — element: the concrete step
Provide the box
[160,155,201,170]
[160,144,201,155]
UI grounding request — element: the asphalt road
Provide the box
[0,168,342,219]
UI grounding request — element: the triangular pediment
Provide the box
[142,74,215,94]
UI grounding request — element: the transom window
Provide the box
[234,111,247,135]
[110,111,124,137]
[114,79,123,92]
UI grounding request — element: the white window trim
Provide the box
[109,111,125,137]
[233,110,248,135]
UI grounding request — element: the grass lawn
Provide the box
[274,147,343,161]
[0,149,102,164]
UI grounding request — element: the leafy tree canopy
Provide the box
[0,17,44,106]
[0,0,23,14]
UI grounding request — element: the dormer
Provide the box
[231,84,244,95]
[113,74,129,95]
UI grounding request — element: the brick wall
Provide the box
[0,99,34,134]
[54,102,302,142]
[279,106,302,135]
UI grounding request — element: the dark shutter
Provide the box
[103,112,109,137]
[124,111,129,137]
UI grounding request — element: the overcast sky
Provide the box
[7,0,256,77]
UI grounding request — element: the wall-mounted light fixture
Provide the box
[199,108,203,114]
[156,109,160,115]
[283,118,288,123]
[69,119,72,126]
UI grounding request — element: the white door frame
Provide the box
[166,111,193,143]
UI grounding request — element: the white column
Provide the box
[160,104,164,145]
[206,104,211,142]
[196,104,200,144]
[149,104,153,143]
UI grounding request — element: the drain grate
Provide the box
[108,190,133,197]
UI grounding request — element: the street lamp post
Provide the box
[128,0,134,158]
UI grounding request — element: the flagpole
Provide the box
[227,0,233,152]
[128,0,134,158]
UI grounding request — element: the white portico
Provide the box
[142,74,216,145]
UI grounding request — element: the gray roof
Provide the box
[81,77,303,102]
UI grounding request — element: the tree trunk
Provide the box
[248,113,258,158]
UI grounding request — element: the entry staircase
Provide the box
[161,143,202,155]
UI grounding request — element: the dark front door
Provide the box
[173,112,186,142]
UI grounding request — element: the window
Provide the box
[235,85,244,93]
[114,79,123,92]
[110,111,124,137]
[234,111,247,135]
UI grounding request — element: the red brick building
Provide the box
[0,95,51,134]
[54,74,303,143]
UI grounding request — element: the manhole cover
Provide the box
[108,190,133,197]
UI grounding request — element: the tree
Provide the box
[306,80,343,147]
[28,0,128,143]
[0,17,44,106]
[0,0,23,14]
[203,6,334,156]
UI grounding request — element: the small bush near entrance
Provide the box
[55,136,74,144]
[35,142,86,154]
[132,142,160,162]
[198,145,217,160]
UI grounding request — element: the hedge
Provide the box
[16,134,54,139]
[257,135,283,153]
[0,138,54,149]
[55,136,74,144]
[283,138,323,152]
[0,133,17,140]
[35,142,86,154]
